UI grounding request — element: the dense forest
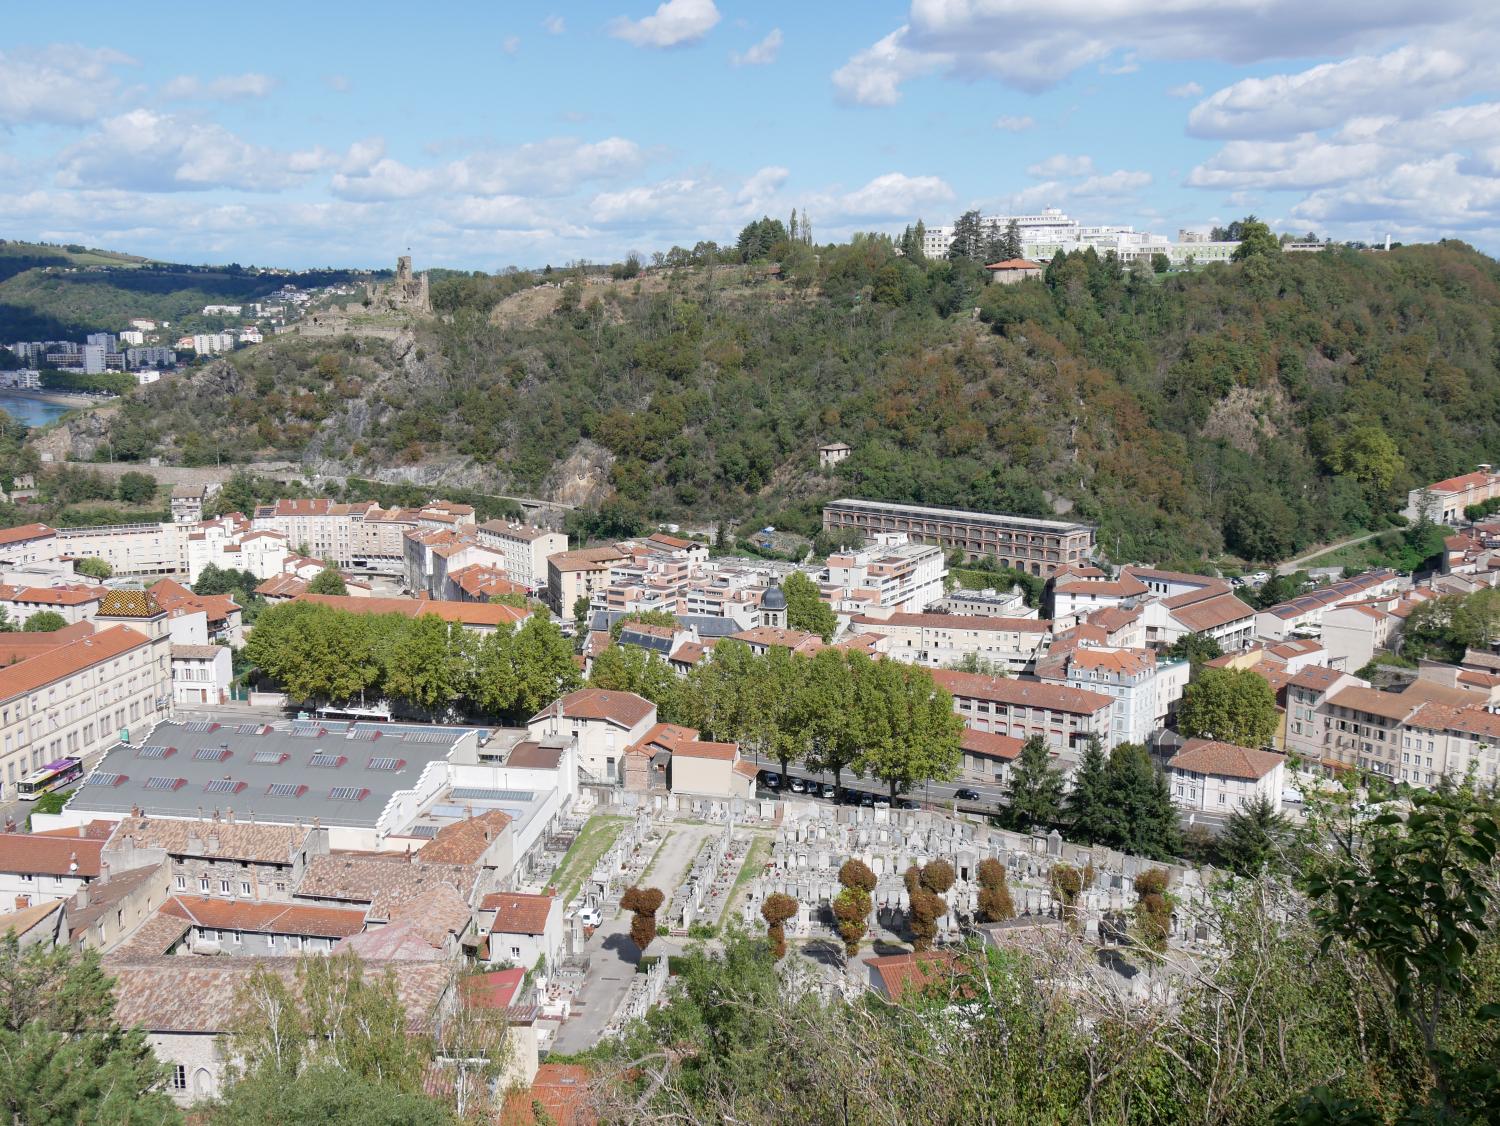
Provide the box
[26,231,1500,566]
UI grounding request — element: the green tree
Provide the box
[572,596,591,632]
[307,566,348,596]
[800,649,861,794]
[1326,424,1404,495]
[975,856,1016,922]
[115,470,157,505]
[0,935,180,1125]
[853,661,963,802]
[1100,743,1182,861]
[1231,215,1281,260]
[1216,793,1290,877]
[383,614,469,716]
[760,893,798,960]
[74,556,112,580]
[1004,735,1064,832]
[1151,252,1170,274]
[1177,667,1279,748]
[588,644,680,716]
[1064,735,1112,845]
[0,606,13,633]
[781,571,836,641]
[23,610,68,632]
[1164,631,1222,667]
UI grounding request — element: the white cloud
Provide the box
[1100,52,1138,76]
[1073,169,1153,196]
[837,172,955,218]
[161,73,275,102]
[833,0,1469,102]
[736,165,789,203]
[609,0,720,49]
[1167,81,1203,98]
[993,115,1035,132]
[731,28,782,67]
[0,45,136,125]
[1027,154,1094,179]
[56,110,346,192]
[502,36,521,55]
[331,137,647,201]
[543,14,566,34]
[1188,136,1388,190]
[1188,45,1474,138]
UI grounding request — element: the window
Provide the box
[218,880,230,894]
[1218,793,1226,804]
[240,881,251,896]
[511,946,522,959]
[175,875,186,891]
[266,934,276,949]
[199,877,210,893]
[171,1065,187,1091]
[233,931,242,945]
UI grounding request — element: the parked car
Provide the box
[954,787,981,802]
[578,907,602,928]
[756,769,775,786]
[789,777,807,794]
[896,798,919,810]
[763,774,781,790]
[858,793,876,808]
[820,783,837,800]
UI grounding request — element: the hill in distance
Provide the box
[16,232,1500,569]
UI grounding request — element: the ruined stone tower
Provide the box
[366,254,431,315]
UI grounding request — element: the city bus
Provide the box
[17,757,84,800]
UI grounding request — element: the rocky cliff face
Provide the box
[28,402,119,463]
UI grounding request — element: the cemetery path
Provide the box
[551,823,715,1053]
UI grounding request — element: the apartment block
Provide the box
[475,521,568,592]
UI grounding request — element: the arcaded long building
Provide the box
[822,498,1095,577]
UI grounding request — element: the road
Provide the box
[1276,529,1383,574]
[550,825,714,1053]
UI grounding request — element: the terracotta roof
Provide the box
[729,626,824,653]
[868,949,965,1000]
[960,727,1024,760]
[0,625,150,705]
[1268,639,1323,658]
[162,894,367,937]
[299,593,527,628]
[0,622,93,665]
[254,574,307,598]
[547,547,627,572]
[670,640,714,665]
[0,522,57,546]
[1085,605,1142,633]
[298,853,479,917]
[1122,566,1229,589]
[1168,592,1253,632]
[464,967,525,1009]
[531,688,655,728]
[171,644,224,660]
[477,520,559,543]
[1170,739,1285,781]
[1407,702,1500,740]
[1288,665,1348,693]
[0,832,104,876]
[646,532,692,549]
[31,818,115,839]
[106,815,309,865]
[0,584,105,606]
[448,563,526,599]
[340,882,472,955]
[501,1063,596,1126]
[482,891,556,935]
[110,960,450,1034]
[733,759,759,779]
[855,612,1050,633]
[1065,648,1156,675]
[1428,469,1495,495]
[1054,575,1149,598]
[627,722,700,757]
[671,739,738,761]
[984,258,1043,270]
[0,898,63,940]
[418,810,512,865]
[932,669,1113,715]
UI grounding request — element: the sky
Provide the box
[2,1,1499,270]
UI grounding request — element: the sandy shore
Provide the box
[0,387,99,407]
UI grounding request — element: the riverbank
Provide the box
[0,387,99,408]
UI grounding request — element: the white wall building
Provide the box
[1168,738,1287,814]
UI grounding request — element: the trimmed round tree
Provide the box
[839,858,877,894]
[620,885,665,953]
[832,887,871,957]
[1133,868,1172,953]
[760,892,798,960]
[976,857,1015,923]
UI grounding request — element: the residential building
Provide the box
[931,669,1112,750]
[1321,603,1398,671]
[0,831,105,909]
[1320,680,1471,779]
[0,583,107,627]
[823,498,1094,576]
[0,523,60,567]
[546,546,629,616]
[160,895,365,956]
[102,816,331,904]
[984,258,1044,283]
[1283,666,1370,763]
[475,521,568,592]
[667,734,757,800]
[296,592,529,635]
[56,522,189,577]
[1254,570,1402,641]
[0,591,171,801]
[959,727,1024,785]
[824,533,946,614]
[819,441,852,468]
[527,688,657,784]
[170,485,210,524]
[928,585,1036,618]
[1402,464,1500,523]
[1168,739,1287,814]
[150,580,243,646]
[481,891,562,974]
[848,612,1051,672]
[171,644,232,706]
[1038,647,1189,747]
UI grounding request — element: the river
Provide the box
[0,390,80,427]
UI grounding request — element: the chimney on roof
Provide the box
[68,851,78,873]
[187,830,203,853]
[206,832,220,853]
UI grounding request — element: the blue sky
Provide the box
[2,1,1498,268]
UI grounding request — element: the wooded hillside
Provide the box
[46,237,1500,566]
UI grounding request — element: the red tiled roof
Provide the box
[463,967,525,1010]
[960,728,1024,760]
[418,810,512,865]
[984,258,1043,270]
[500,1063,595,1126]
[1169,738,1284,781]
[932,669,1112,715]
[161,894,367,937]
[482,891,556,935]
[533,688,655,728]
[0,523,57,547]
[868,949,965,1000]
[1169,592,1253,632]
[1428,470,1495,495]
[0,625,150,705]
[299,593,527,627]
[0,833,104,877]
[671,739,738,761]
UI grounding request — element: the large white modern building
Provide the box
[916,208,1238,268]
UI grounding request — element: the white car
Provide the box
[578,907,602,928]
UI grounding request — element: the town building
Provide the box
[170,644,232,706]
[0,523,60,567]
[170,485,211,524]
[475,521,568,593]
[295,592,529,635]
[1403,465,1500,523]
[984,258,1044,284]
[824,533,947,614]
[527,689,658,785]
[1168,739,1287,814]
[0,831,105,909]
[848,612,1051,672]
[1037,646,1190,747]
[931,669,1112,751]
[823,498,1095,577]
[481,890,562,974]
[818,441,852,468]
[546,546,629,617]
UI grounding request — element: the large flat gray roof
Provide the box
[65,718,480,829]
[824,497,1095,534]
